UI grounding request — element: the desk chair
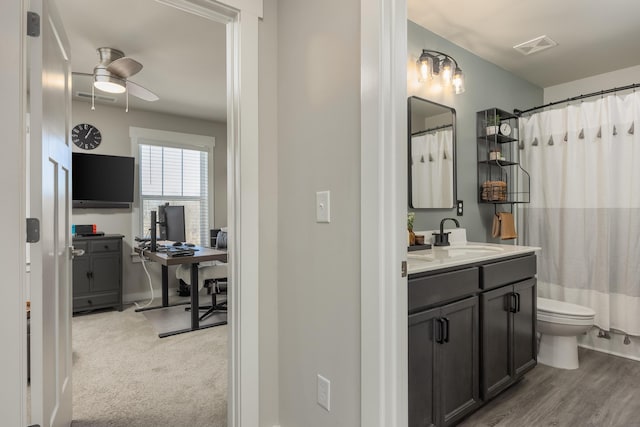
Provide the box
[175,261,227,321]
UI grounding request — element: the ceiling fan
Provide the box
[73,47,159,109]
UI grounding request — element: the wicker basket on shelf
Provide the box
[481,180,507,201]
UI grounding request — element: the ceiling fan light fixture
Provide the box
[94,75,126,94]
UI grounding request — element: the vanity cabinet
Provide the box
[409,253,537,427]
[72,234,124,313]
[480,278,536,399]
[409,269,481,427]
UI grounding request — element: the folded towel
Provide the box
[492,212,517,240]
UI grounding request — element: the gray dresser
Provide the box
[72,234,124,313]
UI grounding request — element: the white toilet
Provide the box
[537,297,596,370]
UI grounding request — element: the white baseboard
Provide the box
[578,328,640,362]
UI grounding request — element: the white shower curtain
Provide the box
[519,91,640,336]
[411,129,453,207]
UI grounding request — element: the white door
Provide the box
[29,0,73,425]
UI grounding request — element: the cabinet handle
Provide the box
[104,245,109,249]
[516,293,521,313]
[436,318,445,344]
[87,299,92,305]
[442,317,450,343]
[510,293,518,313]
[86,271,91,279]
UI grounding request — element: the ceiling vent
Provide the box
[75,91,117,103]
[513,35,558,56]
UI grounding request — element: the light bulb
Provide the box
[416,51,434,82]
[94,74,126,94]
[453,67,465,94]
[441,57,452,87]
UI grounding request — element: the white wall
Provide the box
[71,101,227,300]
[277,0,361,425]
[258,0,279,424]
[543,64,640,360]
[544,64,640,104]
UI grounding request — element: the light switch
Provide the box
[316,191,331,223]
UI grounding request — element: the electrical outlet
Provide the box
[317,374,331,411]
[456,200,464,216]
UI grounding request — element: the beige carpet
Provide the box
[71,305,227,426]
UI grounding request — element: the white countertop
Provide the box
[407,242,541,275]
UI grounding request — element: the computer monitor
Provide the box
[161,205,186,243]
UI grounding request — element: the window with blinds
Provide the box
[139,143,209,245]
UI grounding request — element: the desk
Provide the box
[134,245,227,337]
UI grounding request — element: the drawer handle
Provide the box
[87,299,92,305]
[104,245,109,249]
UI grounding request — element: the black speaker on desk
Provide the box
[210,228,221,248]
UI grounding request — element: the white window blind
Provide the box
[139,143,209,245]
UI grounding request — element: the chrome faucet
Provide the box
[433,218,460,246]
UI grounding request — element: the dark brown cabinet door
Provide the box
[480,285,513,399]
[409,307,439,427]
[440,297,480,426]
[513,278,537,376]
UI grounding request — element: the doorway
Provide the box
[56,0,228,423]
[17,0,263,425]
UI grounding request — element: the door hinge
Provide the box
[26,218,40,243]
[27,11,40,37]
[401,260,407,277]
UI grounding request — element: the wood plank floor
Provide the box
[459,348,640,427]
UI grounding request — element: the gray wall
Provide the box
[277,0,361,425]
[71,101,227,299]
[408,21,543,242]
[258,0,280,424]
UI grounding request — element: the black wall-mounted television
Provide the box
[72,153,135,208]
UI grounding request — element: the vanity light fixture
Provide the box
[417,49,465,94]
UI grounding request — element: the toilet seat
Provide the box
[537,297,595,325]
[537,297,595,316]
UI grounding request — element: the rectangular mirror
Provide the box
[408,96,457,209]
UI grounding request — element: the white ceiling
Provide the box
[408,0,640,88]
[56,0,640,122]
[56,0,227,122]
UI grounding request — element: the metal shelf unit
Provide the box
[476,108,530,206]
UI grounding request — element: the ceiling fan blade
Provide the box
[126,80,159,102]
[107,57,143,78]
[71,71,94,77]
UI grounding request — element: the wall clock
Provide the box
[499,122,512,136]
[71,123,102,150]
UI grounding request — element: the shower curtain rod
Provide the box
[514,82,640,116]
[411,123,452,136]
